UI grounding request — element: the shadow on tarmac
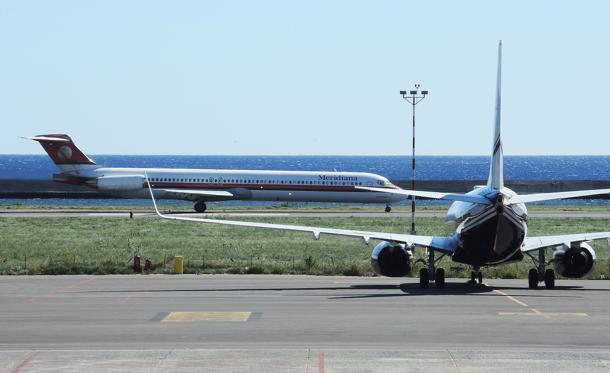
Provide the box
[79,280,597,300]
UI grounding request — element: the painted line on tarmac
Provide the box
[161,312,252,322]
[491,288,529,308]
[490,286,589,318]
[318,352,326,373]
[498,309,588,318]
[10,351,37,373]
[25,276,96,303]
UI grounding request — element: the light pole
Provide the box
[400,85,428,235]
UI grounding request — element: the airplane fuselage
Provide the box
[60,167,404,204]
[446,186,528,267]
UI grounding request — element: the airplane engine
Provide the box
[552,243,596,278]
[95,175,145,191]
[371,242,412,277]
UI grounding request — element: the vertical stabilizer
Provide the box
[487,41,504,190]
[25,134,98,175]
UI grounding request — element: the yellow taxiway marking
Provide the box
[489,286,588,318]
[492,289,529,308]
[498,309,588,318]
[161,312,252,322]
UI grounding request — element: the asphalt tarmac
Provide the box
[2,275,610,372]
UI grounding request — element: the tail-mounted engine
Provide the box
[552,243,596,278]
[93,175,145,191]
[371,241,413,277]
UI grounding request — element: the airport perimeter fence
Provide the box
[2,252,610,279]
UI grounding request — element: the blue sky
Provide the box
[2,1,609,155]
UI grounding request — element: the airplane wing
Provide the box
[159,188,234,200]
[507,189,610,204]
[147,180,458,253]
[521,232,610,252]
[356,186,492,205]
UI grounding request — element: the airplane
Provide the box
[25,135,404,213]
[145,41,610,289]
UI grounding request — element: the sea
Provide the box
[1,155,610,207]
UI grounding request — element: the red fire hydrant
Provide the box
[144,258,152,272]
[133,254,142,273]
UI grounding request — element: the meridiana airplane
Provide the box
[26,136,404,213]
[145,41,610,289]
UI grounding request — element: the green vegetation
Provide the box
[1,212,610,279]
[2,201,610,212]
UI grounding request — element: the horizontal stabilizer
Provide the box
[508,189,610,204]
[356,186,492,205]
[22,136,70,143]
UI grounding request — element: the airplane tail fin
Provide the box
[24,134,98,174]
[487,41,504,190]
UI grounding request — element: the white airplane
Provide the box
[26,136,404,212]
[146,41,610,289]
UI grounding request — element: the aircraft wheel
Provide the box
[194,201,207,213]
[470,271,476,284]
[435,268,445,289]
[528,269,539,289]
[544,269,555,289]
[385,205,392,213]
[477,271,483,284]
[419,268,429,288]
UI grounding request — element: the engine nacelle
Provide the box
[371,241,413,277]
[96,175,145,191]
[552,243,596,278]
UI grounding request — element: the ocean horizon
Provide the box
[2,154,610,181]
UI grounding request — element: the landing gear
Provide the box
[435,268,445,289]
[419,268,429,288]
[526,248,555,289]
[528,268,539,289]
[469,267,483,284]
[385,205,392,213]
[418,249,448,288]
[544,269,555,289]
[194,201,207,213]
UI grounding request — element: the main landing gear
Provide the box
[418,249,447,289]
[525,248,555,289]
[194,201,207,213]
[385,205,392,213]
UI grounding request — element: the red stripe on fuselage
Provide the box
[150,182,392,193]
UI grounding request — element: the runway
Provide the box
[2,275,610,372]
[3,208,610,219]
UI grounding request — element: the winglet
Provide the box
[487,41,504,190]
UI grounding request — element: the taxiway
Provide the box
[1,275,610,371]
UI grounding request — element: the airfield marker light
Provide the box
[399,84,428,236]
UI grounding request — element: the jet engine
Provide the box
[95,175,145,191]
[371,241,413,277]
[552,243,596,278]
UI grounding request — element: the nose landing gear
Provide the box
[469,267,483,284]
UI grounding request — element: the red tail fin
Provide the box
[28,134,95,165]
